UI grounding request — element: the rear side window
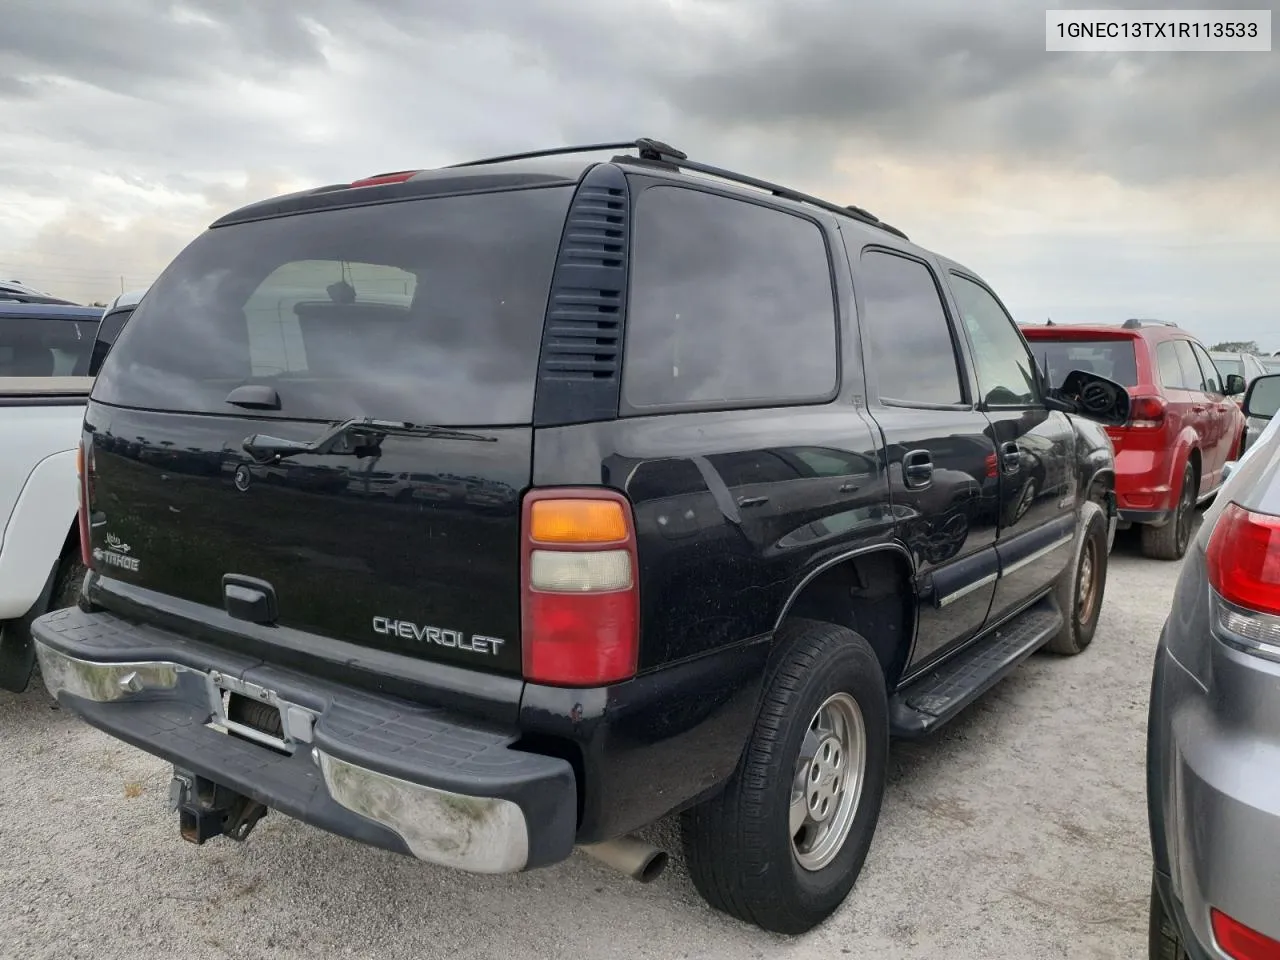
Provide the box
[92,187,573,425]
[1033,338,1139,389]
[623,186,837,410]
[0,315,96,379]
[1157,341,1197,390]
[858,251,964,406]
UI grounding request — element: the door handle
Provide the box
[1192,405,1206,413]
[737,495,770,508]
[903,450,933,488]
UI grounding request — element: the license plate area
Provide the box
[205,671,315,755]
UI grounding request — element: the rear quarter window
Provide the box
[622,186,838,411]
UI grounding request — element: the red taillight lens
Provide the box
[76,440,93,568]
[521,490,639,687]
[1128,394,1167,428]
[1207,503,1280,617]
[1212,908,1280,960]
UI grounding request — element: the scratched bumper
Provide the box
[31,606,578,873]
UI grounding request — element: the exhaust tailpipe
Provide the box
[579,836,668,883]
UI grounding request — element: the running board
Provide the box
[889,599,1063,739]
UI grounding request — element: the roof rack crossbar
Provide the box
[1122,318,1179,329]
[443,138,909,241]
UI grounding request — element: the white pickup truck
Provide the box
[0,292,143,692]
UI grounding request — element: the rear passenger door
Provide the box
[944,271,1077,624]
[851,247,1000,670]
[1188,342,1236,489]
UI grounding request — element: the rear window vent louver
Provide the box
[534,163,631,426]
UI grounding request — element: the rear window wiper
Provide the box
[242,417,497,463]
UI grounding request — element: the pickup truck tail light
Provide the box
[1207,502,1280,657]
[1127,394,1167,429]
[521,490,639,687]
[76,439,93,569]
[1212,907,1280,960]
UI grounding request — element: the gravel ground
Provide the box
[0,530,1179,960]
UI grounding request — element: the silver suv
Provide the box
[1148,372,1280,958]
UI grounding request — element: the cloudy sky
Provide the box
[2,0,1277,347]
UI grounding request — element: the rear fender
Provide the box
[0,449,79,621]
[1168,429,1199,494]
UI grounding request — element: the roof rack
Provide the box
[445,138,910,241]
[1122,318,1178,329]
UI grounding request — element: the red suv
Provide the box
[1022,319,1246,560]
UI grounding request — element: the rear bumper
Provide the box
[1112,447,1176,516]
[31,606,577,873]
[1118,507,1173,527]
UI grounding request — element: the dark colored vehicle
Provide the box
[1023,319,1247,561]
[32,139,1128,934]
[1148,373,1280,958]
[0,279,78,306]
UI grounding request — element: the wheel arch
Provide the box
[772,544,917,691]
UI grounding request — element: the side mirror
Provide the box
[1046,369,1131,427]
[1243,373,1280,420]
[1225,373,1247,397]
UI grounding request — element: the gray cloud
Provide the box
[0,0,1276,342]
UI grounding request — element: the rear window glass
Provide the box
[1029,339,1138,388]
[92,186,573,424]
[0,315,97,379]
[1212,357,1243,379]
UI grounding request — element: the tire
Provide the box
[681,618,889,934]
[1046,503,1109,655]
[52,555,88,610]
[1141,461,1196,561]
[0,551,85,694]
[1149,874,1188,960]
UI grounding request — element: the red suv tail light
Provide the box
[1212,907,1280,960]
[520,489,639,687]
[1127,394,1167,428]
[76,439,93,568]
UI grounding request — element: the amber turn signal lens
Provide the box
[529,499,628,543]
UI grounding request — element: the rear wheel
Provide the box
[1046,504,1108,655]
[1149,874,1188,960]
[681,619,888,934]
[1141,461,1196,561]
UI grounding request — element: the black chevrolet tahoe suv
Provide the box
[31,139,1128,935]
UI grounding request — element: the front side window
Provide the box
[1190,342,1223,394]
[857,251,964,406]
[623,186,838,410]
[949,274,1040,406]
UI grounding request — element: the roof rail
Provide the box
[1122,318,1178,329]
[445,138,909,241]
